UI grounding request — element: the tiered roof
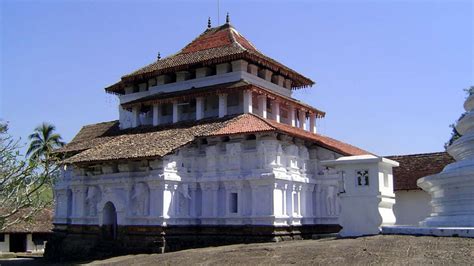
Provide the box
[106,23,314,94]
[0,208,53,233]
[60,114,369,165]
[121,80,326,117]
[387,152,454,191]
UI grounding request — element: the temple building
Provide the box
[48,17,398,259]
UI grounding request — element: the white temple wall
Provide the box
[55,134,351,227]
[393,190,431,225]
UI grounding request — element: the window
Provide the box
[293,193,299,215]
[181,100,196,114]
[227,92,239,107]
[357,170,369,186]
[384,172,389,188]
[0,233,4,242]
[32,234,47,245]
[230,193,238,214]
[161,103,172,116]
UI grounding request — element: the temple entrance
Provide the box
[9,233,27,252]
[102,202,117,240]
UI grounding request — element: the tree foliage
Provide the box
[26,122,65,162]
[445,86,474,150]
[0,121,63,230]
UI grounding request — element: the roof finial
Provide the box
[157,52,161,60]
[226,12,230,24]
[208,17,211,29]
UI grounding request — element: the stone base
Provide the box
[381,226,474,238]
[45,223,341,262]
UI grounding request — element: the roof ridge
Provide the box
[245,113,279,129]
[81,120,118,128]
[386,151,449,158]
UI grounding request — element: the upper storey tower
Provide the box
[106,17,324,133]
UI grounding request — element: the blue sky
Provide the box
[1,0,472,156]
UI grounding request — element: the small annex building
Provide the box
[0,208,53,253]
[387,152,454,225]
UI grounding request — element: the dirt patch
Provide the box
[84,235,474,265]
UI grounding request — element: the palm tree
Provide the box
[26,122,65,162]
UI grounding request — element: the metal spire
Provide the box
[157,52,161,60]
[226,12,230,24]
[208,17,212,29]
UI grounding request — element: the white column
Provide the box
[289,105,296,127]
[172,101,179,123]
[153,104,161,126]
[132,106,140,127]
[271,101,280,122]
[218,94,228,118]
[189,184,197,217]
[196,97,204,120]
[310,113,317,133]
[243,90,253,114]
[299,110,306,130]
[297,190,301,215]
[211,185,219,217]
[258,95,267,118]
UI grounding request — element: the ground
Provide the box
[1,235,473,265]
[88,235,474,265]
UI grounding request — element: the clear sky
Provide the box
[1,0,472,156]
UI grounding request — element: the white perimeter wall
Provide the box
[393,190,431,225]
[0,234,10,252]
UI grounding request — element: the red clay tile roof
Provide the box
[61,114,369,165]
[386,152,454,191]
[210,114,370,156]
[211,114,274,135]
[106,24,314,94]
[54,121,120,155]
[0,208,53,233]
[62,117,234,164]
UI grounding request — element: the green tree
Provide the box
[0,122,63,230]
[26,122,65,162]
[445,86,474,149]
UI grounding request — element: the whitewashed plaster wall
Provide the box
[26,234,46,252]
[393,190,431,225]
[0,234,10,252]
[321,156,399,237]
[54,134,345,227]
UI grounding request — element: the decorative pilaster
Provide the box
[189,183,198,217]
[72,187,86,218]
[200,182,220,218]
